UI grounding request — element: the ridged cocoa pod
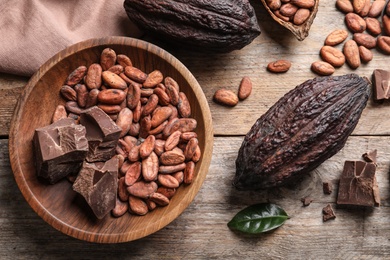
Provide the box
[123,0,261,52]
[234,74,370,190]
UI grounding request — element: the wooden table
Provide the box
[1,2,390,259]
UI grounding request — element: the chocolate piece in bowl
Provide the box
[33,118,88,184]
[80,106,121,162]
[73,156,119,219]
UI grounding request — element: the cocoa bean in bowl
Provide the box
[8,37,213,243]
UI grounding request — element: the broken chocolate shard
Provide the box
[362,149,377,164]
[80,106,121,162]
[373,69,390,101]
[33,118,88,184]
[72,156,119,219]
[322,182,332,195]
[336,160,380,207]
[301,197,313,207]
[322,204,336,222]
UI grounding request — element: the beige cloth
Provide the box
[0,0,142,77]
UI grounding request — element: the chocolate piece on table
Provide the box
[362,149,377,164]
[337,160,380,207]
[373,69,390,101]
[80,106,121,162]
[322,204,336,222]
[33,118,88,184]
[73,156,119,219]
[301,197,313,207]
[322,182,332,195]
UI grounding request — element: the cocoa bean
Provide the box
[368,0,386,17]
[142,94,159,116]
[157,174,180,188]
[267,60,291,73]
[101,71,128,90]
[153,87,171,106]
[184,138,199,161]
[151,106,172,128]
[100,48,117,71]
[157,187,176,199]
[165,130,182,151]
[324,29,348,46]
[238,76,252,100]
[74,84,88,108]
[128,195,149,215]
[184,161,195,184]
[343,39,361,69]
[65,66,87,86]
[149,192,170,206]
[159,163,186,174]
[178,92,191,118]
[293,8,311,25]
[118,177,130,201]
[60,85,77,101]
[108,64,124,74]
[311,61,335,76]
[336,0,354,13]
[377,36,390,54]
[320,46,346,67]
[353,33,377,49]
[124,66,148,83]
[127,181,158,199]
[117,54,133,68]
[143,70,163,88]
[125,162,142,186]
[280,3,298,17]
[116,108,133,137]
[139,135,156,159]
[291,0,315,8]
[345,13,366,33]
[213,89,239,107]
[160,150,185,165]
[85,63,102,90]
[365,17,382,36]
[142,152,159,181]
[52,105,67,123]
[358,45,373,62]
[85,89,99,108]
[112,197,128,217]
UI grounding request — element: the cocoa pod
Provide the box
[124,0,261,52]
[234,74,370,190]
[261,0,319,41]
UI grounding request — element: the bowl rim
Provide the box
[8,36,214,243]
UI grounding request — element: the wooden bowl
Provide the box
[9,37,213,243]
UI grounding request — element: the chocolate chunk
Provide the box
[80,106,121,162]
[322,204,336,222]
[72,156,119,219]
[362,149,377,164]
[322,182,332,195]
[301,197,313,207]
[373,69,390,101]
[33,118,88,184]
[336,160,380,207]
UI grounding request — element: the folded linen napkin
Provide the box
[0,0,142,77]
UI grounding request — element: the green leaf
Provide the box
[227,203,288,234]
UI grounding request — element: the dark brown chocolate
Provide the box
[72,156,119,219]
[362,149,377,164]
[322,204,336,222]
[33,118,88,184]
[322,182,332,195]
[301,197,313,207]
[80,106,121,162]
[373,69,390,101]
[336,160,380,207]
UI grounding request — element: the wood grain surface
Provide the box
[1,0,390,258]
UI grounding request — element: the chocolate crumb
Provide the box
[301,197,313,207]
[322,204,336,222]
[323,182,332,195]
[362,149,377,164]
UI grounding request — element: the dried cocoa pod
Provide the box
[234,74,370,190]
[123,0,261,52]
[261,0,319,40]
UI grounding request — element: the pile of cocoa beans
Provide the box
[266,0,316,26]
[54,48,201,217]
[312,0,390,75]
